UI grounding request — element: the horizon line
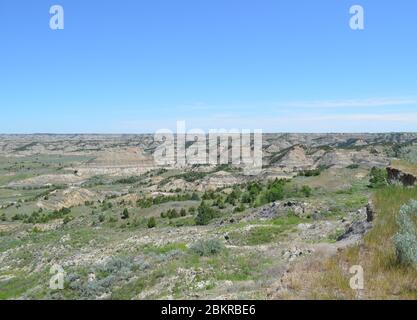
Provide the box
[1,131,417,135]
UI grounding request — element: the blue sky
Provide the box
[0,0,416,133]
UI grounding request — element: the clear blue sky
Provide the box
[1,0,417,133]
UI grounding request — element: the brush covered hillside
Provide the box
[270,185,417,299]
[1,133,417,300]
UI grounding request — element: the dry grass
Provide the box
[272,186,417,300]
[391,160,417,176]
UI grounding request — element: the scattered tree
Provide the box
[147,217,156,229]
[369,167,387,188]
[301,185,312,197]
[121,208,129,220]
[195,202,218,226]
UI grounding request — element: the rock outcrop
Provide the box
[387,167,417,187]
[366,200,375,222]
[337,207,372,241]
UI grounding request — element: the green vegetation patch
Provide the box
[228,225,289,246]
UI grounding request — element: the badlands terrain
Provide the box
[1,133,417,299]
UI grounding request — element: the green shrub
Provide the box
[261,184,284,204]
[179,172,207,182]
[268,179,285,199]
[347,164,360,169]
[394,232,417,266]
[25,211,39,223]
[137,198,153,208]
[147,217,156,229]
[101,201,113,211]
[241,192,253,204]
[191,192,200,201]
[121,208,129,220]
[202,191,216,200]
[248,182,262,195]
[136,193,196,208]
[12,213,27,221]
[114,176,141,184]
[369,167,387,188]
[195,202,219,225]
[190,239,224,256]
[394,200,417,266]
[298,166,325,177]
[233,204,246,213]
[301,185,312,197]
[167,209,179,219]
[67,256,136,298]
[22,206,71,224]
[60,207,71,215]
[212,197,225,209]
[63,215,72,224]
[225,190,240,205]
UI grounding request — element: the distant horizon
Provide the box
[1,131,417,135]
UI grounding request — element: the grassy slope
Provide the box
[295,186,417,299]
[390,160,417,176]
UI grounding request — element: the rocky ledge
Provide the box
[387,166,417,187]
